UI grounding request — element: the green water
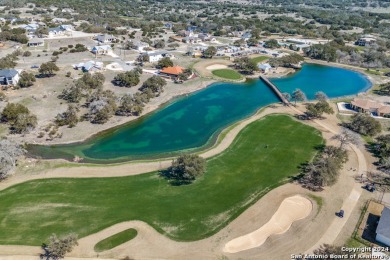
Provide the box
[29,64,371,162]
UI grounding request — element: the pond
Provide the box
[29,64,371,163]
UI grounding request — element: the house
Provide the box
[350,98,390,117]
[164,23,173,29]
[73,61,104,72]
[27,38,44,47]
[159,66,185,78]
[91,45,112,55]
[258,63,272,73]
[96,34,116,43]
[52,18,68,23]
[19,23,40,33]
[355,37,376,46]
[129,40,149,51]
[376,207,390,246]
[141,51,170,63]
[241,32,252,40]
[182,36,201,44]
[0,69,21,86]
[48,26,66,37]
[60,24,74,31]
[198,33,216,42]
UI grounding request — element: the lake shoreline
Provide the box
[27,62,376,159]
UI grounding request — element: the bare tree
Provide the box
[331,128,360,149]
[0,139,25,180]
[41,233,78,260]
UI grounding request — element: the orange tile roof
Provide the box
[351,98,382,110]
[160,66,184,76]
[378,106,390,114]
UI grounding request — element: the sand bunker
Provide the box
[206,64,228,70]
[223,195,312,253]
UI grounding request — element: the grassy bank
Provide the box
[94,228,138,252]
[0,115,323,245]
[211,69,242,80]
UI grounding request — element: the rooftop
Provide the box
[160,66,184,76]
[0,69,18,78]
[377,207,390,239]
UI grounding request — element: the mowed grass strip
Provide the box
[251,55,269,64]
[94,228,137,252]
[212,69,242,80]
[0,115,323,245]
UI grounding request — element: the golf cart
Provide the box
[336,210,344,218]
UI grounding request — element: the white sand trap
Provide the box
[206,64,228,70]
[224,195,312,253]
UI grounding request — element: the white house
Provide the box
[0,69,21,86]
[129,40,149,51]
[258,63,272,73]
[376,207,390,246]
[91,45,112,55]
[96,34,116,43]
[19,23,39,33]
[141,51,170,63]
[27,38,44,47]
[73,61,104,72]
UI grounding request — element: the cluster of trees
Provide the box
[157,57,173,69]
[372,134,390,174]
[305,100,334,119]
[299,145,348,191]
[1,103,37,134]
[58,72,166,126]
[233,57,258,74]
[377,82,390,96]
[0,139,25,180]
[346,113,382,136]
[269,53,304,68]
[17,71,36,88]
[41,233,78,260]
[0,27,28,44]
[0,49,22,69]
[203,46,217,58]
[162,154,206,185]
[113,67,142,87]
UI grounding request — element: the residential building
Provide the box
[159,66,185,78]
[19,23,40,33]
[0,69,21,86]
[91,45,112,55]
[96,34,116,43]
[350,98,390,117]
[376,207,390,246]
[198,33,216,42]
[355,37,377,46]
[241,32,252,40]
[73,61,104,72]
[182,36,202,44]
[141,51,170,63]
[258,63,272,73]
[48,26,66,37]
[27,38,44,47]
[129,40,149,51]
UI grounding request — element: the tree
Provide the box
[348,113,382,136]
[247,38,258,46]
[113,69,141,88]
[59,85,83,103]
[41,233,78,260]
[139,76,166,95]
[39,62,59,77]
[153,39,165,49]
[203,46,217,58]
[164,154,206,183]
[55,105,79,127]
[168,43,180,49]
[305,44,337,62]
[0,139,25,180]
[282,92,291,102]
[234,57,258,74]
[17,72,36,88]
[315,91,328,101]
[116,94,137,116]
[23,51,32,57]
[11,113,37,134]
[331,129,360,149]
[157,57,173,69]
[264,39,279,49]
[1,103,30,124]
[291,89,306,104]
[305,100,334,119]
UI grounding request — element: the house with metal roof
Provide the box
[376,207,390,246]
[0,69,20,86]
[27,38,44,47]
[91,45,112,55]
[73,61,104,72]
[96,34,116,43]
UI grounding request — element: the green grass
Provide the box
[0,115,323,245]
[94,228,137,252]
[251,55,269,64]
[211,69,242,80]
[307,194,323,216]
